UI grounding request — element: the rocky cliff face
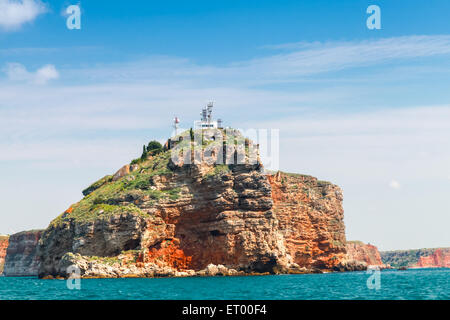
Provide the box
[381,247,450,268]
[38,130,350,278]
[0,236,9,274]
[3,230,42,277]
[268,172,347,270]
[415,248,450,268]
[345,241,386,269]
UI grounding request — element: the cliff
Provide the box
[0,235,9,274]
[415,248,450,268]
[381,248,450,268]
[268,172,347,270]
[38,129,350,278]
[345,241,387,269]
[3,230,43,277]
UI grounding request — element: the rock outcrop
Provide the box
[344,241,387,270]
[0,235,9,274]
[381,247,450,268]
[3,230,43,277]
[37,129,350,278]
[415,248,450,268]
[268,172,347,270]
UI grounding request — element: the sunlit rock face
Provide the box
[345,241,387,269]
[416,248,450,268]
[37,130,350,278]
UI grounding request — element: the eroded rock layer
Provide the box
[3,230,42,277]
[415,248,450,268]
[345,241,387,269]
[37,130,351,278]
[381,247,450,268]
[268,172,347,270]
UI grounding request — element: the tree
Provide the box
[140,145,148,160]
[147,140,163,152]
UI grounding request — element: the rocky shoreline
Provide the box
[0,130,394,279]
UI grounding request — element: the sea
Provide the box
[0,268,448,300]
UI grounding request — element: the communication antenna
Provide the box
[201,107,207,122]
[173,116,180,136]
[207,100,214,123]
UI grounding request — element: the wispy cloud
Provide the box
[3,63,59,84]
[0,0,47,31]
[240,35,450,78]
[51,35,450,87]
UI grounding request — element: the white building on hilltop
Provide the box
[194,101,223,130]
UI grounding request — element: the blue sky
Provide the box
[0,0,450,250]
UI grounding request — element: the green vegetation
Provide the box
[49,146,182,228]
[86,255,122,266]
[131,140,164,165]
[380,248,449,268]
[204,164,231,179]
[50,129,269,228]
[82,175,113,196]
[347,240,365,245]
[317,180,332,186]
[328,218,341,227]
[332,240,344,247]
[281,172,314,179]
[165,187,181,200]
[126,151,172,191]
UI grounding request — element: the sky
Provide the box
[0,0,449,251]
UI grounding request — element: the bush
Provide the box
[140,140,163,160]
[147,141,162,152]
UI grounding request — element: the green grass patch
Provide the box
[82,175,113,196]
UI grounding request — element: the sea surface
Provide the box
[0,268,448,300]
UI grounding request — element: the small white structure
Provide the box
[194,101,222,129]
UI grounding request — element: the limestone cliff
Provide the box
[345,241,387,269]
[3,230,42,277]
[0,235,9,274]
[38,129,350,278]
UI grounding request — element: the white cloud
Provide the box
[3,63,59,84]
[239,35,450,78]
[389,180,401,189]
[0,0,47,30]
[52,35,450,86]
[34,64,59,84]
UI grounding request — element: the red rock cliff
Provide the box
[415,248,450,268]
[0,236,9,274]
[345,241,386,268]
[268,172,347,270]
[37,130,350,278]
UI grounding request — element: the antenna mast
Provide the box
[173,116,180,136]
[207,101,214,125]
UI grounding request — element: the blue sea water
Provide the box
[0,268,448,300]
